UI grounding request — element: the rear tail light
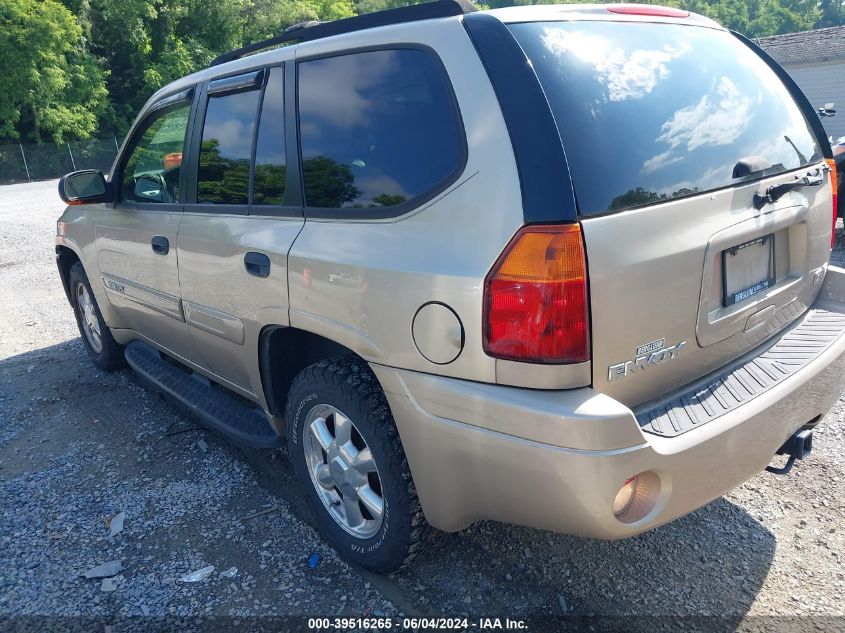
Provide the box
[828,158,838,248]
[483,224,590,364]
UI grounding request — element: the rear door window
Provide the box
[196,84,261,205]
[509,22,821,215]
[297,48,464,212]
[253,67,286,205]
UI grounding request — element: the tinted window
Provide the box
[509,22,821,215]
[253,67,286,205]
[197,88,260,205]
[120,102,190,204]
[298,48,462,210]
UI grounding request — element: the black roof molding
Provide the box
[210,0,477,67]
[463,13,578,223]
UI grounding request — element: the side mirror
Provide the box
[58,170,110,205]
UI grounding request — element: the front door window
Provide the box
[119,102,191,204]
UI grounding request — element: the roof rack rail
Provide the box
[210,0,477,67]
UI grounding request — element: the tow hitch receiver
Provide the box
[765,429,813,475]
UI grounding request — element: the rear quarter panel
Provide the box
[287,18,524,382]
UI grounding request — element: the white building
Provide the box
[758,25,845,140]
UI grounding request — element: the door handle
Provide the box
[151,235,170,255]
[244,251,270,278]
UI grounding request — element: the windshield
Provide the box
[509,21,821,215]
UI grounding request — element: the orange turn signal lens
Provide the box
[492,225,587,283]
[827,158,838,249]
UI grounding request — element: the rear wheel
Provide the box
[69,262,126,371]
[285,356,433,573]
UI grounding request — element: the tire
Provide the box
[285,356,433,573]
[69,262,126,371]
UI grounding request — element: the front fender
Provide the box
[55,235,85,305]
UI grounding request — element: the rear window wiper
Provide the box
[752,166,826,209]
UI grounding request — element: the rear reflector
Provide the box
[828,158,838,248]
[483,224,590,364]
[607,4,690,17]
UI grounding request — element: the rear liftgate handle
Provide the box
[244,251,271,278]
[753,167,825,210]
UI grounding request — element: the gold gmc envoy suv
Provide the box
[56,1,845,572]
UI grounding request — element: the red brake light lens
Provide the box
[483,224,590,364]
[828,158,838,249]
[607,4,690,17]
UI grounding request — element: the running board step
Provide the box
[125,340,282,448]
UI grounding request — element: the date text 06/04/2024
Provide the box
[307,617,528,630]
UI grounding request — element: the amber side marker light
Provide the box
[483,224,589,364]
[606,4,690,17]
[828,158,838,249]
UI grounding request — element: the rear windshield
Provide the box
[509,22,821,216]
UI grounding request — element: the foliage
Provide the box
[0,0,108,142]
[253,163,287,205]
[302,155,360,207]
[1,0,843,145]
[676,0,821,36]
[197,138,251,204]
[609,186,699,210]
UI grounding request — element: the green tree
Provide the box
[747,0,819,35]
[817,0,845,26]
[197,138,251,204]
[5,0,839,146]
[371,193,407,206]
[302,155,359,207]
[76,0,356,136]
[0,0,107,142]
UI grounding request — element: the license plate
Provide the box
[722,234,775,306]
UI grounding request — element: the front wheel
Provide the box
[285,356,433,573]
[69,262,126,371]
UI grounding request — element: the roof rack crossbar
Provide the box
[210,0,477,67]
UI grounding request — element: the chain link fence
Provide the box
[0,136,120,185]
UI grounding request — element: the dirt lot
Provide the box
[1,180,844,629]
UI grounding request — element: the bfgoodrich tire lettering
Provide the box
[285,356,433,573]
[69,262,126,371]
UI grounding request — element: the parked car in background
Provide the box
[55,1,845,573]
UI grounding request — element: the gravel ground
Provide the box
[1,180,844,630]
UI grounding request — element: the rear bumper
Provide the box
[371,266,845,538]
